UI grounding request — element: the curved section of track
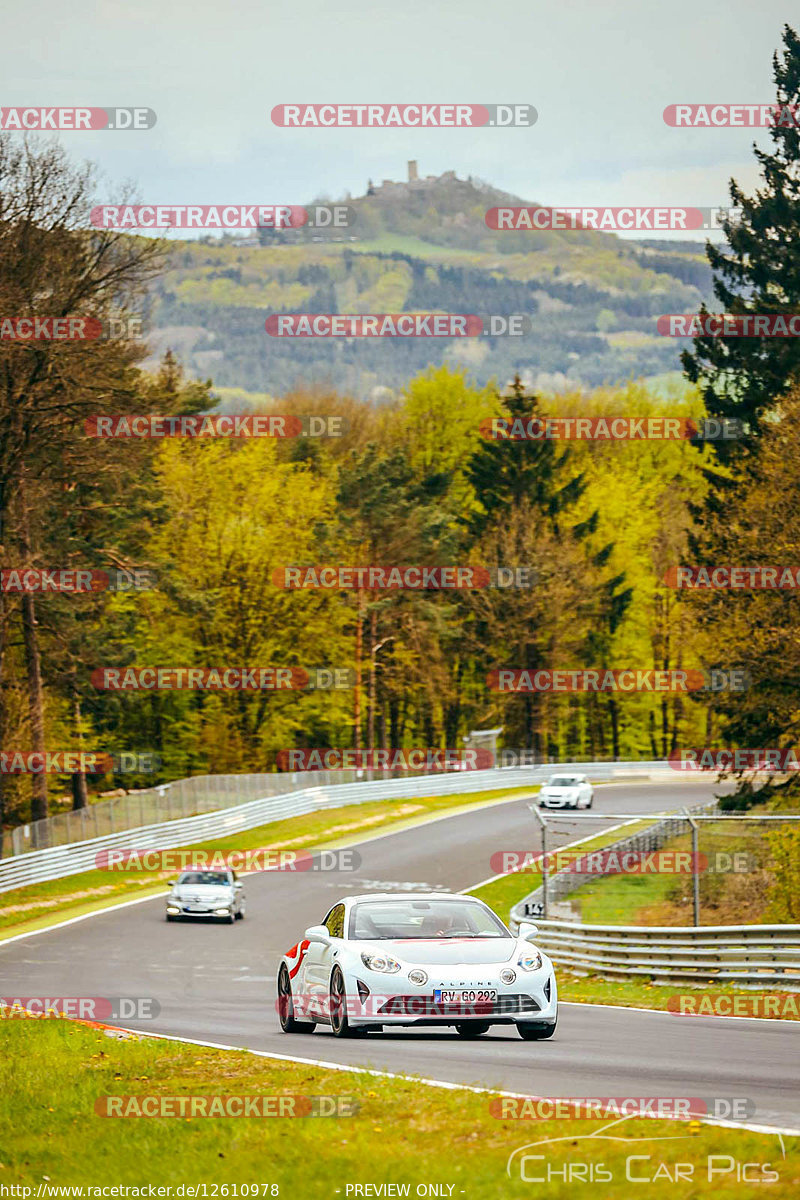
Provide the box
[2,779,798,1131]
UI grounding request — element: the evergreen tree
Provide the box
[683,25,800,455]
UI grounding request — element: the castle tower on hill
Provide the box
[365,165,457,194]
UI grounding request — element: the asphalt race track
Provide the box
[2,779,798,1132]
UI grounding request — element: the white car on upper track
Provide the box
[276,893,557,1040]
[537,773,594,809]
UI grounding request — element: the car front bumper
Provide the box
[166,902,234,919]
[344,967,557,1027]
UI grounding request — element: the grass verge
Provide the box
[0,1019,796,1197]
[556,971,800,1020]
[0,787,536,941]
[569,819,777,927]
[467,814,651,917]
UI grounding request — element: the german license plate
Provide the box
[434,989,497,1004]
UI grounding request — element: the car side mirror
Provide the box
[167,880,177,887]
[519,921,539,940]
[234,881,243,889]
[304,924,331,944]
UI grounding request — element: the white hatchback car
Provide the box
[277,892,557,1040]
[538,773,594,809]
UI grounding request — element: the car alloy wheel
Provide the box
[278,964,316,1034]
[329,966,359,1038]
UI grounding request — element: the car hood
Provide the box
[362,938,518,965]
[172,885,233,900]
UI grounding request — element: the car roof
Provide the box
[178,868,232,877]
[341,891,481,905]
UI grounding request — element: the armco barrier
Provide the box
[0,760,670,891]
[508,917,800,988]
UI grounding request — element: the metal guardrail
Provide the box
[3,758,671,857]
[508,917,800,988]
[0,760,670,892]
[4,770,361,856]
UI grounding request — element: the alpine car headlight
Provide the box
[518,949,543,972]
[361,952,401,974]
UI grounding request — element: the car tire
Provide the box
[455,1023,490,1037]
[329,966,359,1038]
[587,794,593,808]
[517,1019,557,1040]
[235,905,245,920]
[277,965,316,1034]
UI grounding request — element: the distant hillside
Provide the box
[146,169,715,400]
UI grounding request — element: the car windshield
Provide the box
[349,899,510,940]
[178,872,230,886]
[548,776,578,787]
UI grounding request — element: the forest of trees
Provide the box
[2,24,800,840]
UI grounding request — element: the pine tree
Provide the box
[683,25,800,455]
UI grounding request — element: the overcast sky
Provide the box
[4,0,792,240]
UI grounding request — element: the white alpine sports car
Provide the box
[277,892,557,1039]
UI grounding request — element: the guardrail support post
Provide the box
[684,808,700,927]
[531,804,548,919]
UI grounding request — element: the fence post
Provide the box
[531,804,548,919]
[684,808,700,927]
